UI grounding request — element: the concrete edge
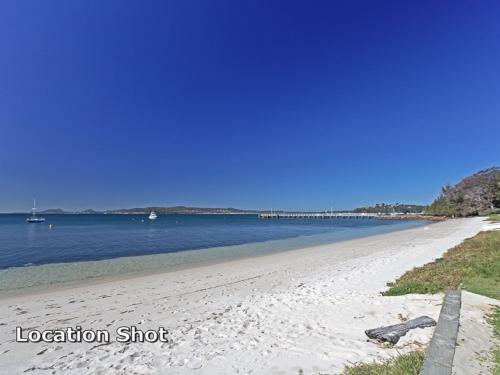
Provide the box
[420,290,461,375]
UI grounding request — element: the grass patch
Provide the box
[340,351,424,375]
[488,306,500,375]
[383,231,500,300]
[490,214,500,222]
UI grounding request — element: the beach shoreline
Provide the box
[0,219,430,299]
[0,217,486,374]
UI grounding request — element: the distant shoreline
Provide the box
[0,211,262,215]
[0,202,429,215]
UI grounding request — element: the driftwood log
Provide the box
[365,315,436,344]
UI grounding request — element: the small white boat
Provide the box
[148,211,157,220]
[26,198,45,223]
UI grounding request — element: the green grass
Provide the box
[488,306,500,375]
[490,214,500,222]
[340,351,424,375]
[383,231,500,300]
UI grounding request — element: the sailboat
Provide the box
[148,211,157,220]
[26,198,46,223]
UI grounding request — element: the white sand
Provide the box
[0,217,485,375]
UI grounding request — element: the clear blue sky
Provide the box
[1,1,499,212]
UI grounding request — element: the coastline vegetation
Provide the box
[340,351,424,375]
[425,167,500,217]
[382,229,500,299]
[353,203,426,214]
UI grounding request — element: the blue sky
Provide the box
[1,0,499,212]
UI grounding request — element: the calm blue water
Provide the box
[0,214,428,293]
[0,214,424,269]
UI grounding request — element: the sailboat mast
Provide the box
[32,198,36,216]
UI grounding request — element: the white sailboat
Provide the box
[148,211,157,220]
[26,198,45,223]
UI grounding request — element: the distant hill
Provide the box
[36,206,261,215]
[103,206,260,214]
[38,208,68,214]
[425,167,500,217]
[353,203,426,214]
[79,209,101,214]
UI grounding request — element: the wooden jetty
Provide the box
[258,212,377,219]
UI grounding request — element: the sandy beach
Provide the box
[0,217,485,374]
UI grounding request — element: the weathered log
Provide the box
[365,315,436,344]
